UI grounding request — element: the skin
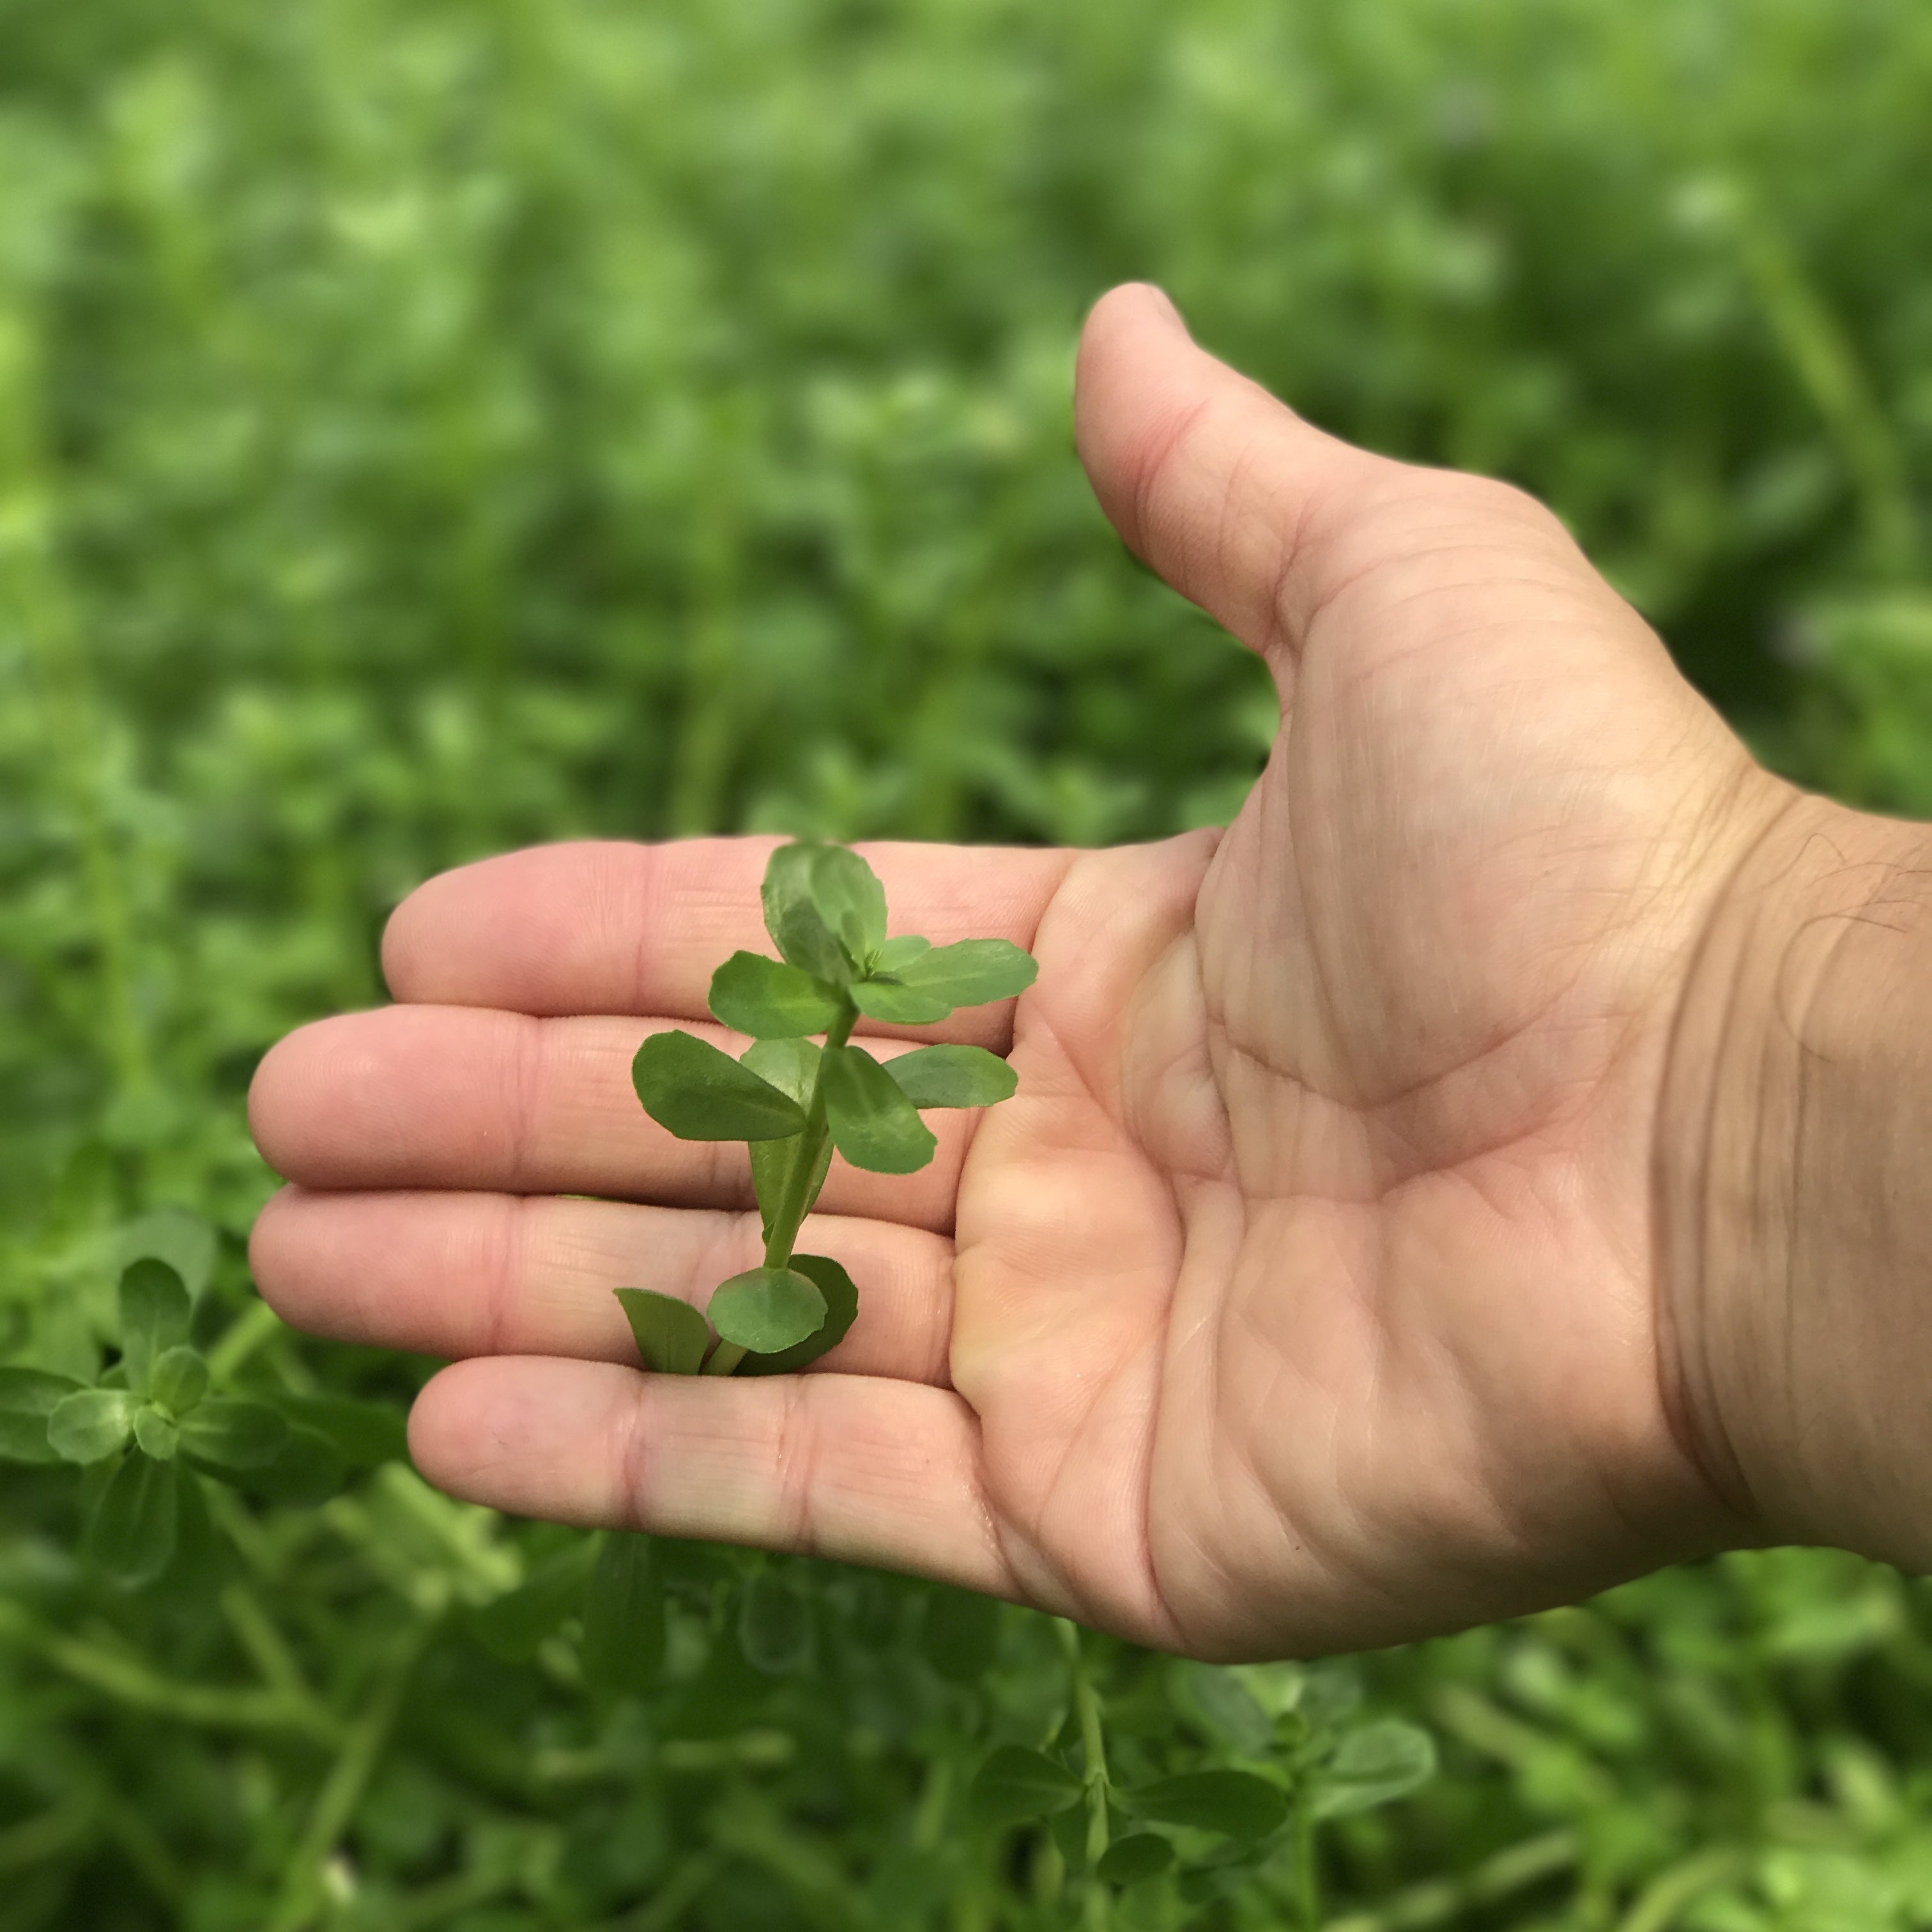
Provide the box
[250,284,1825,1661]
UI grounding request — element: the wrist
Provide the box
[1659,786,1932,1565]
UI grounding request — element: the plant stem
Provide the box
[705,1000,857,1377]
[1057,1619,1111,1932]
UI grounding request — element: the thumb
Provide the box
[1074,284,1577,664]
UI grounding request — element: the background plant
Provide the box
[3,0,1931,1925]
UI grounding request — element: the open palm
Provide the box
[250,286,1782,1659]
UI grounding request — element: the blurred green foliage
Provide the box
[3,0,1931,1924]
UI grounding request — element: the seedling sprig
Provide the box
[620,841,1036,1377]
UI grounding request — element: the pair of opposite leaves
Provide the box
[624,841,1036,1374]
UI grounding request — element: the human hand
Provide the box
[249,284,1795,1658]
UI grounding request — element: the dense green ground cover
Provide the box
[4,0,1932,1924]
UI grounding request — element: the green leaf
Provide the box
[802,843,887,965]
[741,1036,822,1106]
[749,1132,834,1241]
[874,935,932,972]
[217,1424,343,1503]
[885,1043,1017,1108]
[894,937,1038,1008]
[707,1268,826,1354]
[738,1567,813,1674]
[581,1531,663,1697]
[633,1029,808,1141]
[119,1258,192,1398]
[1308,1721,1437,1818]
[472,1536,601,1663]
[1170,1662,1273,1754]
[88,1452,178,1588]
[149,1346,209,1417]
[109,1208,218,1299]
[134,1407,180,1460]
[708,951,842,1039]
[850,977,954,1025]
[1118,1771,1287,1841]
[821,1045,938,1174]
[176,1398,290,1470]
[272,1394,409,1468]
[1098,1835,1176,1886]
[762,843,854,983]
[921,1584,1003,1684]
[969,1745,1084,1826]
[48,1388,136,1464]
[0,1367,82,1464]
[615,1289,712,1375]
[737,1254,858,1374]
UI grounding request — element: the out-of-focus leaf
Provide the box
[222,1425,344,1505]
[134,1407,180,1460]
[709,951,841,1038]
[1309,1722,1437,1818]
[48,1387,136,1464]
[473,1536,601,1663]
[615,1289,711,1375]
[970,1746,1084,1826]
[923,1584,1002,1684]
[581,1533,663,1697]
[1098,1835,1175,1885]
[737,1254,857,1374]
[885,1043,1016,1108]
[0,1367,82,1464]
[272,1394,409,1468]
[109,1208,218,1299]
[1118,1771,1287,1841]
[119,1259,192,1397]
[88,1452,178,1588]
[177,1398,289,1470]
[149,1346,208,1417]
[707,1268,826,1354]
[738,1567,813,1674]
[821,1045,938,1173]
[633,1031,807,1141]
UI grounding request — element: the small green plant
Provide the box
[622,840,1036,1375]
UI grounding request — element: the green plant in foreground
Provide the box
[623,841,1036,1375]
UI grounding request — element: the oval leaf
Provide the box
[0,1367,83,1465]
[176,1397,290,1470]
[749,1132,834,1241]
[150,1346,210,1418]
[1098,1834,1176,1886]
[707,1268,827,1354]
[821,1045,938,1174]
[1308,1721,1437,1818]
[896,937,1038,1007]
[850,978,954,1024]
[88,1452,179,1588]
[48,1388,136,1464]
[741,1036,822,1107]
[109,1208,218,1299]
[634,1030,808,1141]
[874,935,932,972]
[708,951,842,1039]
[134,1406,180,1460]
[803,844,887,967]
[970,1745,1084,1826]
[886,1043,1017,1109]
[1119,1770,1287,1841]
[615,1288,712,1376]
[217,1423,342,1503]
[762,843,853,983]
[119,1257,192,1398]
[738,1254,859,1375]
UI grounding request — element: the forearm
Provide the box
[1660,786,1932,1566]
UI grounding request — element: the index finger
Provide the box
[382,836,1073,1028]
